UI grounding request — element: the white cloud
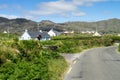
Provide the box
[0,4,8,9]
[29,1,77,16]
[0,14,20,19]
[0,0,106,20]
[0,14,35,20]
[61,13,70,18]
[72,11,86,16]
[28,0,84,18]
[27,0,106,18]
[73,0,107,6]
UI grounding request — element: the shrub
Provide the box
[0,40,67,80]
[119,44,120,52]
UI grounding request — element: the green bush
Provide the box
[54,36,113,53]
[0,40,67,80]
[119,44,120,52]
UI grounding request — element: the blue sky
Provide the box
[0,0,120,23]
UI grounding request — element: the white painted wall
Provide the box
[19,30,31,40]
[93,32,101,36]
[118,34,120,36]
[48,29,56,36]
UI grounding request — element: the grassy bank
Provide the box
[0,40,68,80]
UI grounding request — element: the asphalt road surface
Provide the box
[64,46,120,80]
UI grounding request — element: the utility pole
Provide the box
[95,26,97,32]
[7,23,10,39]
[37,22,39,31]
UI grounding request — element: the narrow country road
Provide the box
[64,46,120,80]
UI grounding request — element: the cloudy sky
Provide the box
[0,0,120,23]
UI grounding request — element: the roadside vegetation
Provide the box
[108,35,120,52]
[0,40,68,80]
[51,34,114,53]
[0,33,120,80]
[118,43,120,52]
[113,36,120,52]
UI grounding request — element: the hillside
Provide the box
[0,17,37,33]
[59,18,120,33]
[0,17,120,33]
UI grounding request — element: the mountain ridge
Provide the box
[0,17,120,33]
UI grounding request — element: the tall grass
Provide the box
[0,40,68,80]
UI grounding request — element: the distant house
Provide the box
[19,30,51,40]
[48,28,61,36]
[118,34,120,36]
[63,30,74,34]
[81,31,95,34]
[93,31,101,36]
[3,31,7,34]
[81,31,86,34]
[62,30,74,35]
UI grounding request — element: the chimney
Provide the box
[40,30,42,33]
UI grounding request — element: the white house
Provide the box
[48,28,61,36]
[93,31,101,36]
[3,31,7,34]
[63,30,74,34]
[118,34,120,36]
[19,30,31,40]
[81,31,95,34]
[19,30,51,40]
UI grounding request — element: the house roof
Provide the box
[28,31,50,38]
[93,31,101,36]
[49,28,60,34]
[3,31,7,33]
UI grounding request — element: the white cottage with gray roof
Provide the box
[19,30,51,40]
[48,28,61,36]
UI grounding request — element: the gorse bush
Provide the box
[0,60,49,80]
[0,40,68,80]
[111,36,120,41]
[0,46,19,64]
